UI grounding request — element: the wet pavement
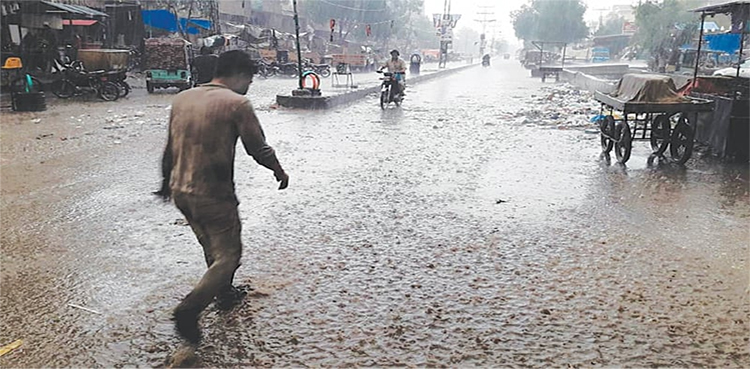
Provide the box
[1,59,748,368]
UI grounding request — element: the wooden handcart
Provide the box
[539,66,563,82]
[595,89,713,165]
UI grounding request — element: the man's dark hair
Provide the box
[215,50,258,78]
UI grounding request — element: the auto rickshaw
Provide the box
[143,38,193,93]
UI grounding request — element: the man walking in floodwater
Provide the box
[154,50,289,344]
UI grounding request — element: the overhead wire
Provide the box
[318,0,387,12]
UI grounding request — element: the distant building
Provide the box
[218,0,252,24]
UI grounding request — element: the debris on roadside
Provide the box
[0,339,23,357]
[513,84,601,129]
[172,218,190,226]
[68,303,102,315]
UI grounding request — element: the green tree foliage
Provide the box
[511,0,589,43]
[595,15,625,36]
[632,0,701,57]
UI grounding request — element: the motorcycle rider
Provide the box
[482,54,491,66]
[379,49,406,96]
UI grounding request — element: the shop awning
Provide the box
[40,0,108,17]
[63,19,98,26]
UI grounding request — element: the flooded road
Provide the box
[1,60,748,368]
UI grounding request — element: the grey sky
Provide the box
[422,0,640,41]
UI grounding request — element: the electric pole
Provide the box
[475,5,496,57]
[437,0,460,68]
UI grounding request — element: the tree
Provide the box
[511,0,589,43]
[595,14,625,36]
[631,0,701,58]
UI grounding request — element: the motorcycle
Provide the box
[302,61,331,78]
[377,70,403,109]
[482,55,491,67]
[51,60,120,101]
[106,69,130,98]
[257,60,279,78]
[277,62,299,78]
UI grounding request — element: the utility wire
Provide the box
[318,0,387,12]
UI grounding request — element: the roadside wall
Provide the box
[560,70,616,94]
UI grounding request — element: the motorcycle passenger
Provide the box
[379,49,406,96]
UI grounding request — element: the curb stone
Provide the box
[276,63,480,109]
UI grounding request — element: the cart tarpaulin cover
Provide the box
[610,74,686,103]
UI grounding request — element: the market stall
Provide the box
[687,1,749,160]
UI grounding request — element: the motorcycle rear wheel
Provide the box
[52,79,76,98]
[118,81,131,98]
[99,81,120,101]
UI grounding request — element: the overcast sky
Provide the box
[422,0,641,42]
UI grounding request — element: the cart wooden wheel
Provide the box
[649,114,671,154]
[600,115,615,153]
[669,113,694,165]
[614,120,632,164]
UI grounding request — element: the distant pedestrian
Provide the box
[154,50,289,345]
[191,46,218,86]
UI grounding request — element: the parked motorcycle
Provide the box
[276,62,299,78]
[376,70,403,109]
[257,60,279,78]
[302,61,331,78]
[106,69,130,97]
[51,60,120,101]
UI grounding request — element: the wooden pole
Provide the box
[692,12,706,83]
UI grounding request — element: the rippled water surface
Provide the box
[1,60,748,368]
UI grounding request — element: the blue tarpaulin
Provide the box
[141,9,211,35]
[704,33,742,54]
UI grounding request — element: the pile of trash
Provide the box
[514,84,601,129]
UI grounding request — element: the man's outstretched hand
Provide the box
[275,171,289,190]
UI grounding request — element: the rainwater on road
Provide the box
[1,60,748,368]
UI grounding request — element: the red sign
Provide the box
[622,21,637,34]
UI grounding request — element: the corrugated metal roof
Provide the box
[40,1,108,17]
[691,0,750,14]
